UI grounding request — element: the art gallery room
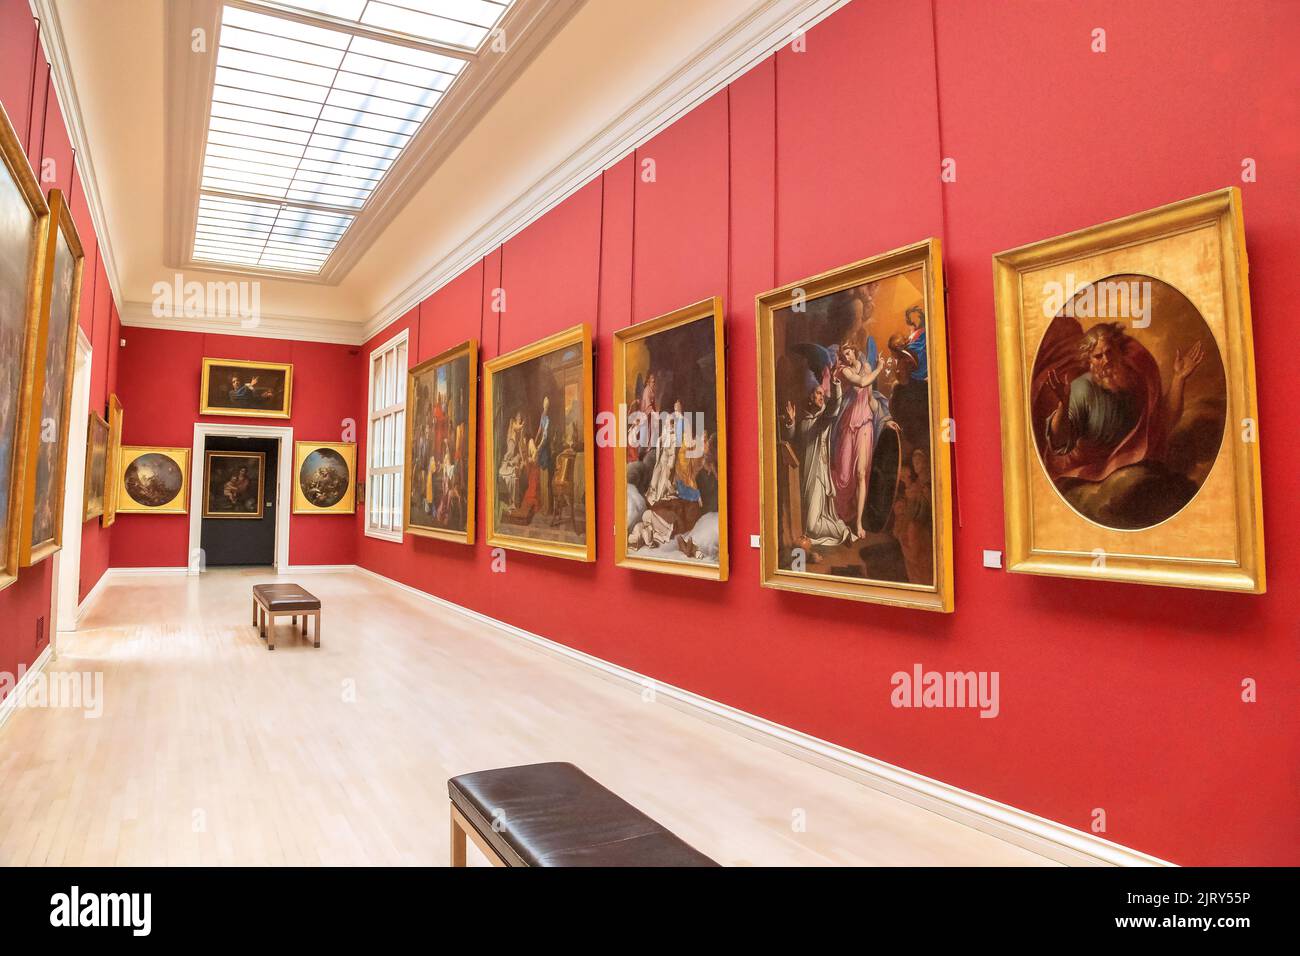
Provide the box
[0,0,1296,910]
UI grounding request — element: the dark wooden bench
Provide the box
[448,762,718,867]
[252,583,321,651]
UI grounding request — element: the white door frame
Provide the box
[189,422,293,573]
[53,328,93,645]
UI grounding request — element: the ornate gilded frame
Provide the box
[292,440,357,515]
[0,105,50,592]
[116,446,191,515]
[101,393,123,527]
[202,450,266,518]
[993,187,1263,592]
[199,357,294,419]
[20,188,84,568]
[613,297,729,580]
[483,324,595,562]
[756,238,954,612]
[403,339,478,543]
[82,410,109,521]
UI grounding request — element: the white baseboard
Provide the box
[76,569,111,623]
[353,564,1174,868]
[278,565,358,574]
[0,644,53,733]
[106,566,190,576]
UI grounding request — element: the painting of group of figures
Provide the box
[405,341,477,542]
[758,239,954,612]
[613,298,728,579]
[485,325,595,561]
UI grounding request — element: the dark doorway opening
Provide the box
[200,436,280,567]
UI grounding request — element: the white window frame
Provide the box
[365,327,409,542]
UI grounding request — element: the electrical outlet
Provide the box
[35,614,45,648]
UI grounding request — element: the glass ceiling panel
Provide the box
[193,2,511,275]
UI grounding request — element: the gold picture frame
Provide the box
[101,394,123,527]
[82,410,109,521]
[993,187,1263,593]
[404,339,478,543]
[483,324,595,562]
[756,238,954,612]
[202,450,265,519]
[0,104,50,592]
[199,357,293,419]
[19,188,84,568]
[613,297,728,580]
[292,441,356,515]
[116,446,190,515]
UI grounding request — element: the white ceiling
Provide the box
[50,0,841,337]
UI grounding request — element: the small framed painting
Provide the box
[199,358,293,419]
[993,188,1264,592]
[117,446,190,515]
[202,450,265,518]
[613,297,728,580]
[404,339,477,543]
[293,441,356,514]
[82,410,109,521]
[101,394,123,528]
[483,324,595,561]
[756,238,954,612]
[20,188,84,568]
[0,104,50,592]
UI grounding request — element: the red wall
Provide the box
[0,0,122,680]
[356,0,1300,865]
[109,327,361,569]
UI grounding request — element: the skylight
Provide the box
[192,1,514,275]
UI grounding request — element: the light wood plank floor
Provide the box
[0,568,1054,866]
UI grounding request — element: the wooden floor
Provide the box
[0,568,1054,866]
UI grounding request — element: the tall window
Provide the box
[366,328,408,540]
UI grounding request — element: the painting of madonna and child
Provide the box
[758,241,953,611]
[485,325,595,561]
[613,298,727,580]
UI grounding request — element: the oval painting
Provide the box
[1030,274,1226,531]
[124,453,184,508]
[299,447,349,508]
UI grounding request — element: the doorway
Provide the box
[199,435,280,567]
[53,329,93,645]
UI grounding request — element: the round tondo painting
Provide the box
[124,453,184,508]
[1030,274,1226,531]
[299,447,349,509]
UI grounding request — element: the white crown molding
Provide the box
[120,300,363,345]
[29,0,124,316]
[352,565,1175,868]
[360,0,855,344]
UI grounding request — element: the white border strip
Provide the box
[0,644,53,733]
[353,564,1174,867]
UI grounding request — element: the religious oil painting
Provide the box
[203,451,265,518]
[405,340,477,542]
[199,358,293,418]
[0,104,49,591]
[82,411,109,521]
[23,189,84,567]
[117,446,190,515]
[101,394,123,528]
[293,441,356,515]
[757,239,953,612]
[484,325,595,561]
[994,187,1263,592]
[613,298,728,580]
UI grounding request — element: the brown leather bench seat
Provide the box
[448,762,718,867]
[252,583,321,650]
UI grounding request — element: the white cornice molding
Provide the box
[30,0,124,316]
[120,300,363,346]
[360,0,855,344]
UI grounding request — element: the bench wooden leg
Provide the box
[266,613,275,650]
[252,599,258,625]
[312,610,320,648]
[450,809,467,867]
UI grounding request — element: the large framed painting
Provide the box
[116,446,190,515]
[101,394,123,527]
[757,239,954,612]
[483,324,595,561]
[404,340,477,542]
[202,450,265,518]
[82,411,109,521]
[19,188,84,568]
[993,188,1264,592]
[199,358,293,418]
[293,441,356,514]
[613,297,728,580]
[0,105,50,592]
